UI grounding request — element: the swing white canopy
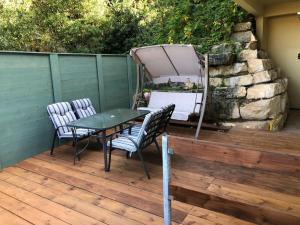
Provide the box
[130,44,208,138]
[130,44,205,84]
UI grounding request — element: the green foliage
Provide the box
[0,0,250,53]
[138,0,250,52]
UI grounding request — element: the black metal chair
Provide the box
[107,110,164,179]
[124,104,175,152]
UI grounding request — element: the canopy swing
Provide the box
[130,44,208,139]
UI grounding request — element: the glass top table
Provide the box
[68,108,149,131]
[67,108,149,171]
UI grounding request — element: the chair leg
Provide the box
[73,138,78,165]
[50,132,57,156]
[154,139,160,154]
[137,150,150,179]
[97,137,101,150]
[108,146,112,171]
[126,151,130,159]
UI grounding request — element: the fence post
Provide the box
[162,133,172,225]
[127,55,133,108]
[49,54,62,102]
[96,54,105,112]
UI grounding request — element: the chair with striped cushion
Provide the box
[47,102,93,159]
[71,98,97,119]
[107,110,163,179]
[122,104,175,151]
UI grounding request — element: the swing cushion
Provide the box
[138,91,202,121]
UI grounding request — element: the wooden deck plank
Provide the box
[189,207,256,225]
[0,171,143,225]
[0,191,68,225]
[4,167,167,225]
[16,157,188,223]
[181,215,217,225]
[0,206,33,225]
[0,180,104,225]
[169,126,300,156]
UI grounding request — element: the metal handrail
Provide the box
[162,133,173,225]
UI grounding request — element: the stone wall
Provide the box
[208,22,288,131]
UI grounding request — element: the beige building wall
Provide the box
[266,14,300,109]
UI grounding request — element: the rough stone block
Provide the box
[237,50,258,62]
[233,22,252,32]
[221,121,270,130]
[280,92,288,113]
[253,69,279,84]
[223,74,253,87]
[213,86,246,98]
[212,99,240,120]
[269,113,287,131]
[211,43,233,54]
[209,63,248,77]
[209,78,223,87]
[240,95,281,120]
[209,53,235,66]
[245,41,258,50]
[247,59,273,73]
[247,78,288,99]
[231,31,257,43]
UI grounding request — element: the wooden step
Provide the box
[169,155,300,225]
[180,206,256,225]
[168,135,300,177]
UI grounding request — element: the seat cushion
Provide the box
[107,136,138,152]
[71,98,96,119]
[60,128,94,138]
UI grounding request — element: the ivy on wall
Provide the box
[0,0,250,54]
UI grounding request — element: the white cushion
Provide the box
[139,91,202,121]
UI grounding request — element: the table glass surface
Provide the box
[67,108,149,130]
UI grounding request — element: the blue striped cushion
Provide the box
[60,128,93,138]
[71,98,96,119]
[107,113,154,152]
[122,124,142,136]
[47,102,77,138]
[107,136,138,152]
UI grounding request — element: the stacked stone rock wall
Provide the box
[208,22,288,131]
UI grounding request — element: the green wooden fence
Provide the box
[0,51,136,169]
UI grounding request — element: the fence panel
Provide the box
[0,52,136,168]
[0,53,54,168]
[101,55,130,110]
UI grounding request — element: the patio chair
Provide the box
[71,98,96,119]
[47,102,94,161]
[123,104,175,151]
[107,110,163,179]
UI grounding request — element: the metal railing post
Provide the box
[162,133,172,225]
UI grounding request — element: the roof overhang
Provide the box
[235,0,300,17]
[130,44,204,83]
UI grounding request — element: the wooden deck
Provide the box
[0,127,299,225]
